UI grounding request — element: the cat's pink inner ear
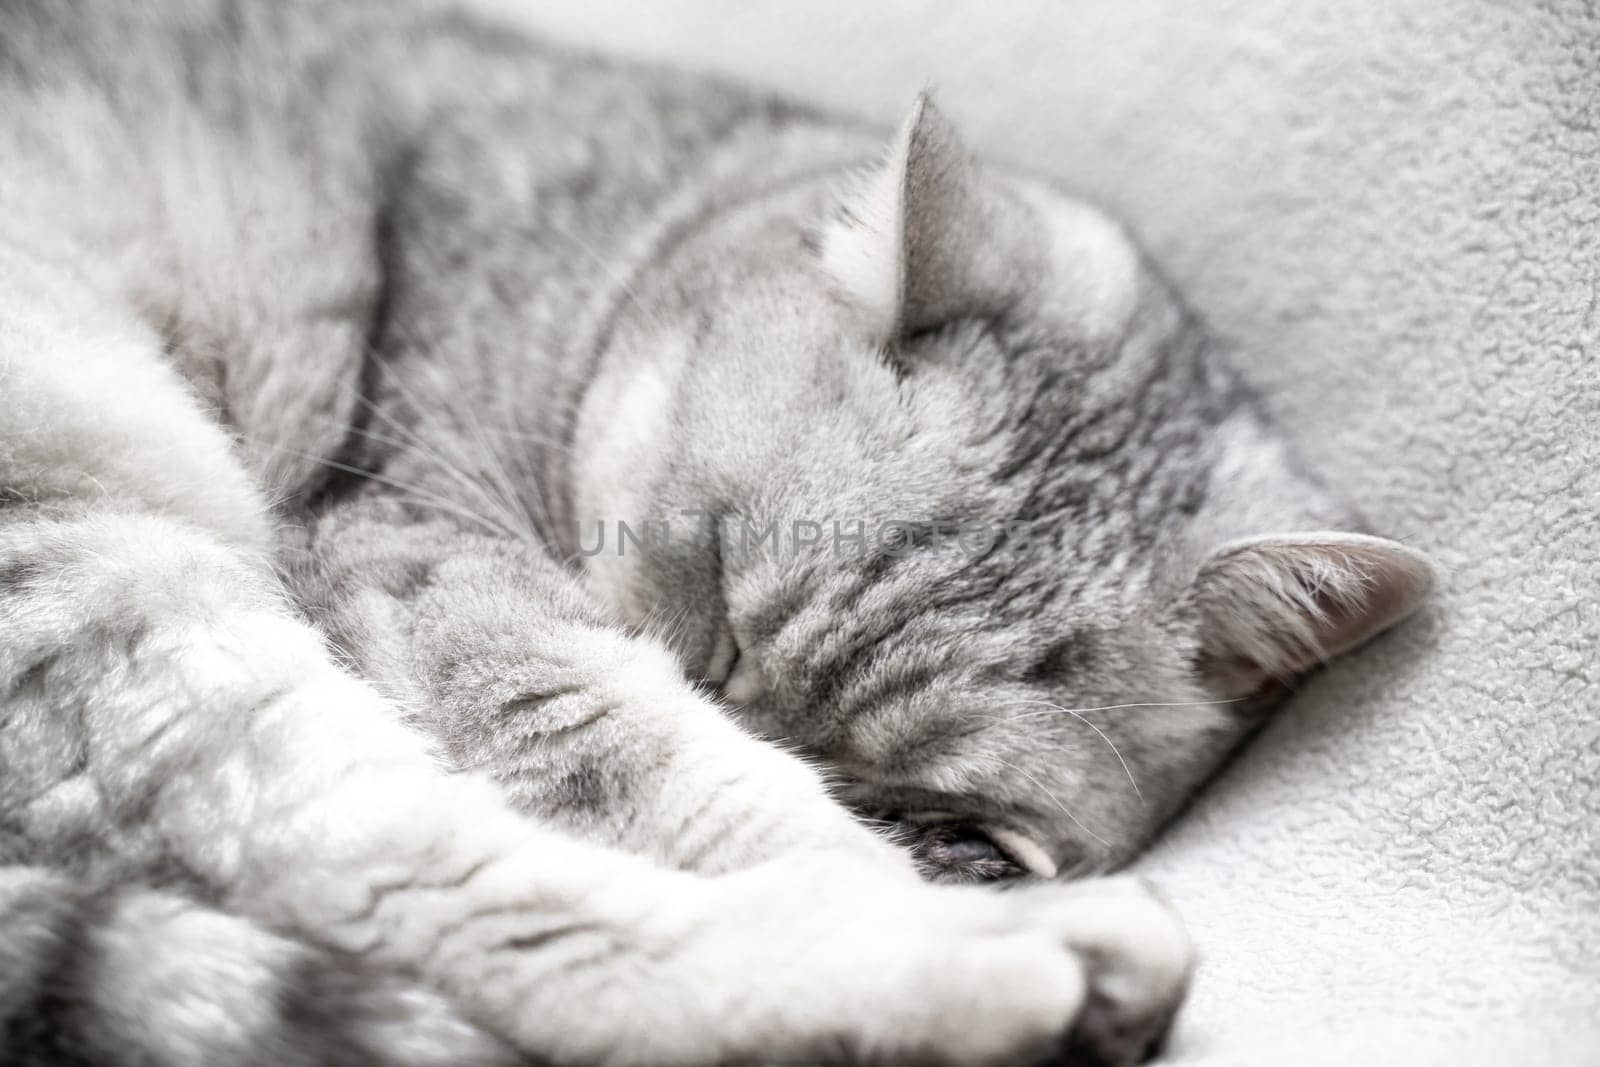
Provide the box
[1188,533,1436,697]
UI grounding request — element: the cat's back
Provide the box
[1,0,398,136]
[1,1,397,492]
[0,0,452,96]
[0,0,564,496]
[0,0,509,264]
[0,0,790,503]
[0,0,751,268]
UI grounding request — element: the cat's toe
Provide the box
[834,874,1190,1067]
[1033,877,1194,1066]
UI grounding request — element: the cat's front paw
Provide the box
[919,875,1191,1066]
[1035,876,1193,1065]
[818,872,1191,1065]
[701,867,1190,1066]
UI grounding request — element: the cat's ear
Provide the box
[818,94,1009,337]
[1186,533,1436,697]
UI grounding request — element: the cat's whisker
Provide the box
[327,467,520,540]
[355,364,545,545]
[331,410,532,542]
[326,411,498,506]
[347,388,461,475]
[545,220,676,337]
[997,697,1247,722]
[245,433,519,539]
[990,756,1111,849]
[334,430,525,541]
[982,698,1245,804]
[993,699,1144,802]
[424,355,552,541]
[323,418,413,456]
[482,424,579,454]
[370,361,545,543]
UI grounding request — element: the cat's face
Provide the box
[574,98,1433,881]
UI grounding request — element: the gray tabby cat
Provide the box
[0,1,1435,1064]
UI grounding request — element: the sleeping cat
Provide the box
[0,2,1434,1064]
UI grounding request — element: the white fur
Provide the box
[574,357,678,620]
[0,250,273,556]
[1011,179,1143,343]
[91,892,294,1065]
[816,117,913,332]
[1048,877,1196,1024]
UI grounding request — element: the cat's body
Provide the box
[0,2,1433,1064]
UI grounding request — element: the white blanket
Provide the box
[479,1,1600,1059]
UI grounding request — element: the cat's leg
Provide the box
[1,259,1189,1064]
[301,503,907,875]
[0,866,516,1066]
[300,514,1194,1061]
[0,515,1176,1065]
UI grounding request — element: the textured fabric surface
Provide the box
[475,2,1599,1061]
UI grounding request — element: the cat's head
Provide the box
[572,97,1434,881]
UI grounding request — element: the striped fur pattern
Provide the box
[0,1,1432,1063]
[0,868,515,1067]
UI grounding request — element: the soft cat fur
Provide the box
[0,2,1434,1064]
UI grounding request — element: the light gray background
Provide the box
[474,1,1599,1061]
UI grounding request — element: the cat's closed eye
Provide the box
[894,818,1032,883]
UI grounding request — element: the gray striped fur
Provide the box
[0,1,1431,1063]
